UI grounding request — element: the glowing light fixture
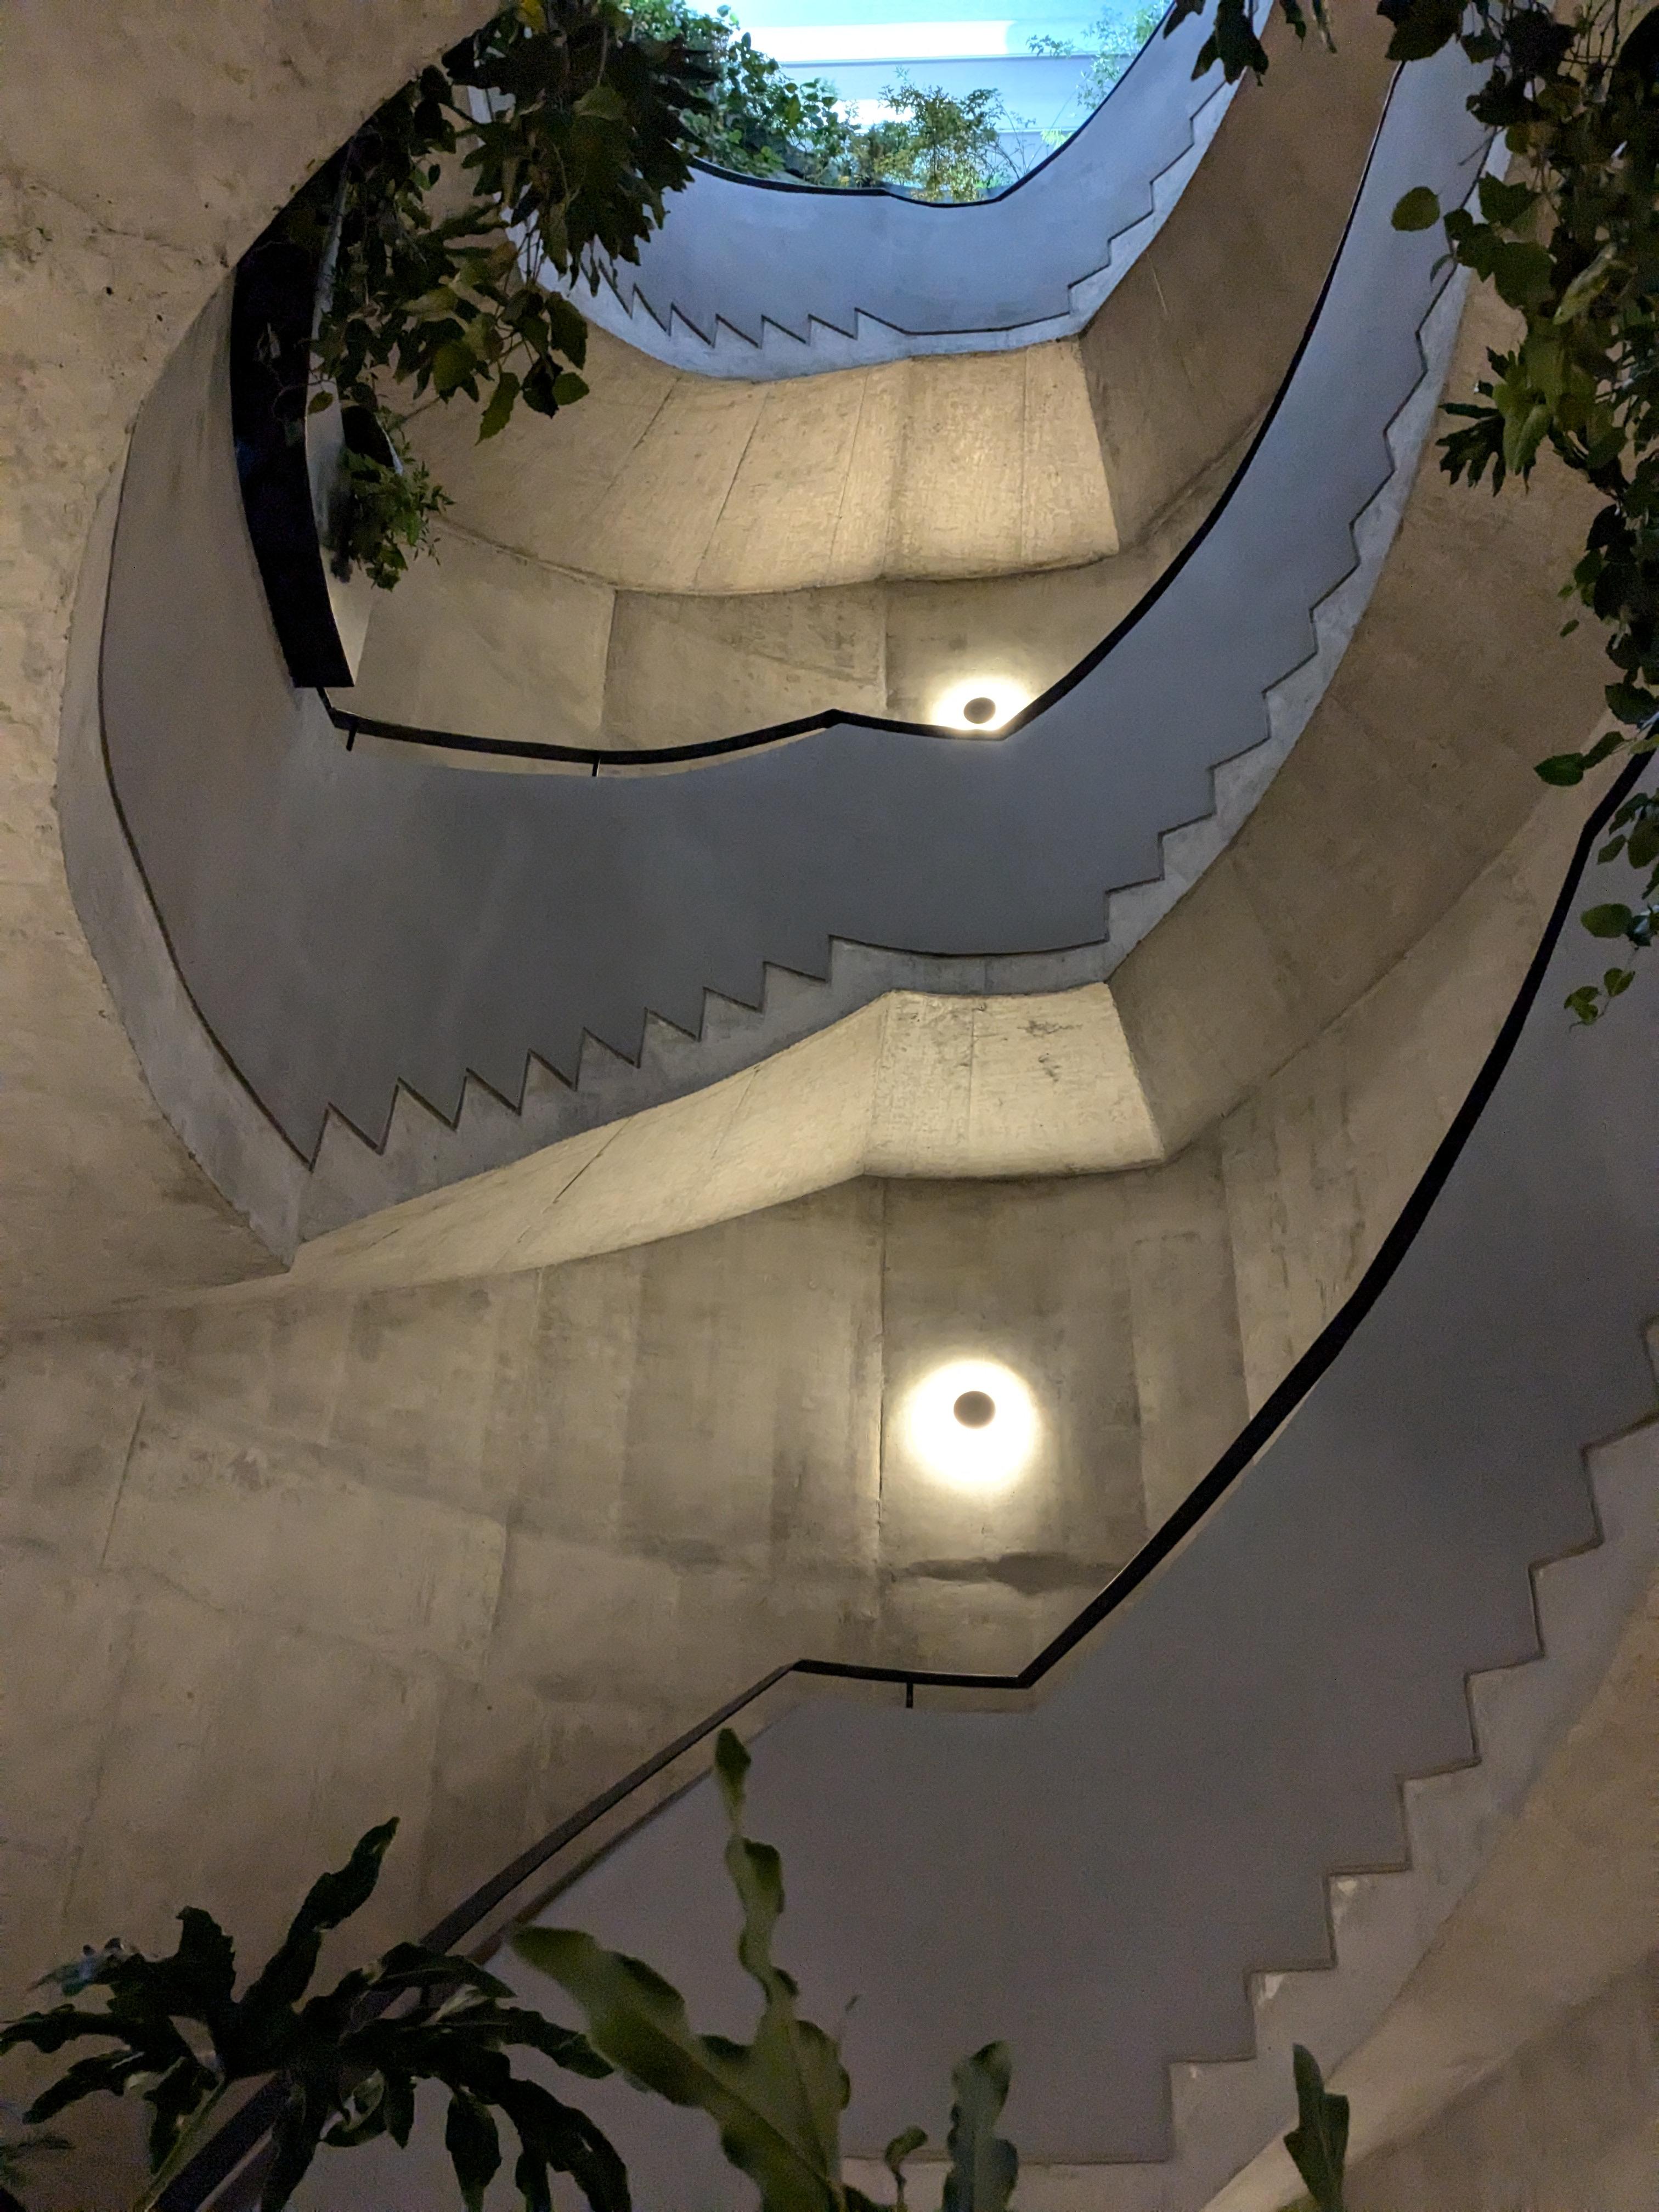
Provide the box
[930,677,1031,735]
[902,1357,1039,1492]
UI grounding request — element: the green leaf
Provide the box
[942,2045,1017,2212]
[495,2074,631,2212]
[239,1820,397,2029]
[1564,985,1603,1024]
[517,1728,851,2212]
[1390,186,1441,233]
[1284,2046,1347,2212]
[575,83,629,121]
[552,370,590,406]
[1490,240,1554,313]
[515,1933,844,2212]
[1502,397,1551,477]
[23,2050,149,2124]
[431,340,479,397]
[1582,902,1636,938]
[1555,241,1623,324]
[478,371,521,439]
[1605,683,1656,728]
[886,2124,929,2184]
[1605,967,1635,997]
[0,2004,131,2058]
[543,292,590,366]
[1535,753,1585,786]
[1477,175,1536,229]
[445,2087,502,2212]
[1378,0,1463,63]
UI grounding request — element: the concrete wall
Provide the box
[0,1,506,1325]
[0,776,1590,2026]
[352,444,1237,755]
[346,10,1393,755]
[0,1159,1244,2004]
[1343,1953,1659,2212]
[388,4,1392,588]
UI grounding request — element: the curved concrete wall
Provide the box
[98,49,1487,1173]
[347,12,1393,755]
[1,770,1630,2052]
[565,5,1242,377]
[298,776,1659,2212]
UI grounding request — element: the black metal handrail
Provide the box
[153,758,1641,2210]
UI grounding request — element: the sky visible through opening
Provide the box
[726,0,1156,144]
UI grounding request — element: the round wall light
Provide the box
[930,677,1031,735]
[902,1357,1040,1493]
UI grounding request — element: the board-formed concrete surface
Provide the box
[281,785,1659,2209]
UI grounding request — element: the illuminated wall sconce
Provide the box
[929,678,1031,735]
[902,1357,1040,1493]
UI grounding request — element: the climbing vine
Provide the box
[1178,0,1659,1015]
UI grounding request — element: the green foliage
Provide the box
[289,0,1048,590]
[518,1727,1028,2212]
[941,2046,1018,2212]
[1079,6,1167,108]
[1376,0,1659,1017]
[0,1821,622,2212]
[1181,0,1659,1013]
[862,75,1029,200]
[626,0,860,179]
[884,2124,929,2208]
[286,0,716,589]
[331,422,452,592]
[516,1729,859,2212]
[627,0,1034,197]
[1166,0,1333,86]
[1283,2044,1347,2212]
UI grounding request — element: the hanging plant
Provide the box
[285,0,718,591]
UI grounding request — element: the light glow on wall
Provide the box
[903,1357,1039,1492]
[930,676,1032,733]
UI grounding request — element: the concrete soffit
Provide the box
[62,236,1474,1281]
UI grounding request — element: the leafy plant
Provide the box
[0,1820,625,2212]
[1167,0,1333,89]
[940,2044,1018,2212]
[283,0,717,590]
[516,1727,1021,2212]
[1178,0,1659,1014]
[1079,5,1168,108]
[629,0,1039,196]
[626,0,861,180]
[329,420,452,592]
[861,76,1030,201]
[1283,2042,1348,2212]
[1382,0,1659,1019]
